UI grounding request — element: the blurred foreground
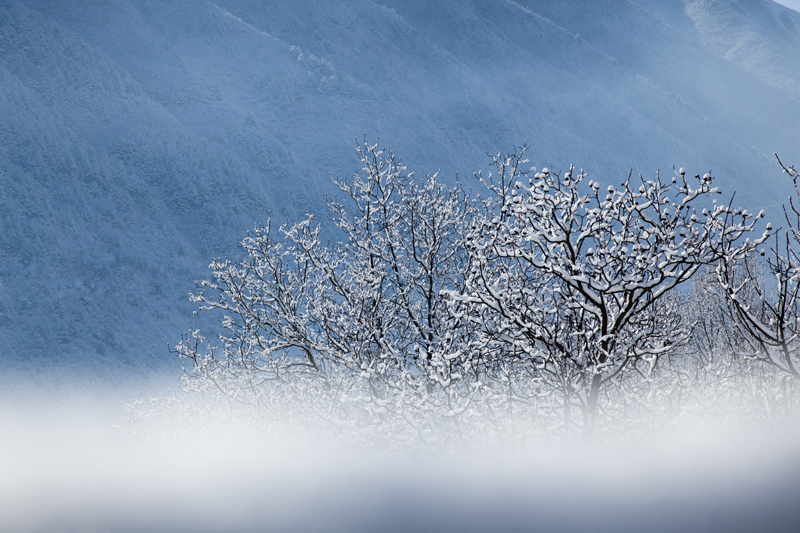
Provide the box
[2,389,799,533]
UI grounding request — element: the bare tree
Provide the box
[129,143,777,450]
[719,155,800,380]
[453,148,766,441]
[172,142,491,448]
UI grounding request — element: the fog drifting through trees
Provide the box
[25,144,790,532]
[5,144,800,532]
[5,151,800,532]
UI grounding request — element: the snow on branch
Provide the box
[137,143,779,450]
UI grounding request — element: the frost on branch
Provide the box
[167,142,488,448]
[452,147,767,441]
[719,155,800,379]
[128,143,788,450]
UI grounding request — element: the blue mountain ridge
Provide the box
[0,0,798,394]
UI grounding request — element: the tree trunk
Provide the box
[584,373,602,444]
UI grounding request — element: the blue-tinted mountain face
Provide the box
[0,0,798,389]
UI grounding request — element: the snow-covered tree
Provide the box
[720,156,800,380]
[174,142,490,447]
[139,143,775,449]
[453,147,767,441]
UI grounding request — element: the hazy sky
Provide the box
[775,0,800,11]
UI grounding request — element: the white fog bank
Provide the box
[2,398,799,533]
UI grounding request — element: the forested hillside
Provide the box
[0,0,798,391]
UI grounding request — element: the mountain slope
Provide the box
[0,0,798,391]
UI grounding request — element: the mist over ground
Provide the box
[2,395,800,533]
